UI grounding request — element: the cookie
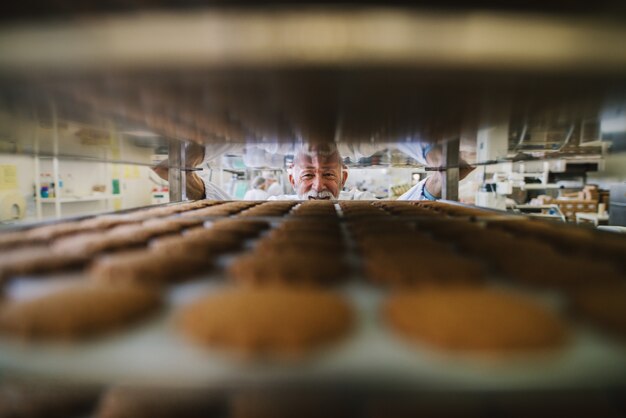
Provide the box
[364,252,485,287]
[52,232,147,257]
[182,227,244,252]
[228,253,349,287]
[90,249,212,287]
[570,285,626,337]
[0,247,88,283]
[0,230,42,251]
[0,284,162,340]
[231,391,352,418]
[272,221,342,239]
[25,222,89,241]
[181,202,256,217]
[142,217,205,230]
[495,252,622,289]
[149,234,239,257]
[385,288,568,352]
[96,386,225,418]
[238,202,297,217]
[209,219,270,238]
[107,223,181,241]
[178,288,353,356]
[0,381,100,418]
[254,236,345,256]
[78,214,142,230]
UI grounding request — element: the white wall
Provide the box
[0,155,36,220]
[0,152,156,223]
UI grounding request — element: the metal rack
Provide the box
[0,5,626,413]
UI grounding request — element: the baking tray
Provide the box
[0,212,625,391]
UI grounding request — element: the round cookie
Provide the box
[182,227,244,252]
[254,236,345,256]
[52,232,147,257]
[90,250,212,287]
[25,222,89,241]
[0,247,88,284]
[365,253,485,287]
[150,234,239,256]
[96,386,225,418]
[570,285,626,337]
[0,381,100,418]
[78,214,142,230]
[0,284,162,340]
[209,219,270,238]
[178,288,353,356]
[107,223,181,241]
[0,230,41,251]
[142,217,205,230]
[228,254,349,287]
[384,288,568,352]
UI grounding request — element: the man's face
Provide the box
[289,152,348,200]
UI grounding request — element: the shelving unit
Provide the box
[34,155,121,220]
[38,195,117,204]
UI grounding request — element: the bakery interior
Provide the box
[1,1,626,417]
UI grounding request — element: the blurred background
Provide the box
[0,0,625,226]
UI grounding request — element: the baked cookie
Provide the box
[24,222,89,241]
[90,250,212,286]
[78,214,142,231]
[142,217,205,230]
[0,284,162,340]
[209,219,270,238]
[0,247,88,283]
[570,285,626,337]
[231,391,352,418]
[495,252,622,289]
[181,202,255,217]
[107,223,181,241]
[96,386,225,418]
[253,236,345,256]
[238,202,297,217]
[384,288,568,352]
[182,227,244,252]
[365,253,485,287]
[228,253,349,287]
[271,221,341,235]
[0,230,42,251]
[52,232,147,257]
[150,234,239,257]
[0,381,100,418]
[178,288,353,356]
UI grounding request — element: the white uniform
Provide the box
[243,189,270,201]
[396,177,433,200]
[266,182,283,197]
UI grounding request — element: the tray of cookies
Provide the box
[0,199,625,392]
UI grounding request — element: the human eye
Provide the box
[301,173,314,180]
[323,172,336,179]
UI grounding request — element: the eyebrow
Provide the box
[301,165,340,170]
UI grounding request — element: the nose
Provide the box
[312,174,324,191]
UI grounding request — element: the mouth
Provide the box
[308,196,331,200]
